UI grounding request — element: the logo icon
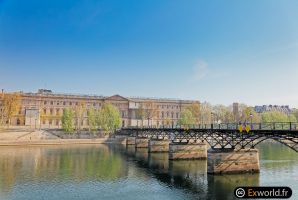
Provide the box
[235,188,245,198]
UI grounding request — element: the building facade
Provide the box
[0,89,199,129]
[254,105,292,114]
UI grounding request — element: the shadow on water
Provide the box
[113,144,260,200]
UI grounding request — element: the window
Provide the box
[93,103,96,106]
[56,109,60,115]
[43,120,45,125]
[167,112,169,117]
[70,102,72,106]
[44,101,47,105]
[50,109,53,115]
[171,112,174,118]
[49,120,52,125]
[176,113,179,118]
[50,101,53,105]
[76,102,78,106]
[122,111,125,118]
[63,101,66,105]
[43,109,47,114]
[56,120,59,126]
[161,112,164,118]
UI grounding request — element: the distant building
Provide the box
[254,105,292,114]
[0,89,199,128]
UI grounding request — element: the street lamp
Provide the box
[211,112,214,129]
[250,113,253,128]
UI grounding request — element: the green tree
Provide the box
[98,103,121,134]
[186,102,200,125]
[240,106,261,123]
[87,108,97,134]
[61,108,74,133]
[292,110,298,122]
[261,111,297,123]
[179,109,194,128]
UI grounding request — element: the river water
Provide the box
[0,141,297,200]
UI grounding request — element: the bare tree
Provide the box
[1,92,21,127]
[74,101,86,132]
[144,101,158,127]
[136,103,145,127]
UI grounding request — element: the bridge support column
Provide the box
[148,139,169,153]
[126,136,136,145]
[207,148,260,174]
[169,142,207,160]
[135,138,149,148]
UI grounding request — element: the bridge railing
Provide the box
[127,122,298,131]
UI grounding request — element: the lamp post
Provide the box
[211,112,214,129]
[250,113,253,129]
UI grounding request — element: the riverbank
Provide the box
[0,129,126,146]
[0,138,126,146]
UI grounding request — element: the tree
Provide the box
[186,102,200,125]
[136,104,145,127]
[87,108,97,134]
[1,93,21,127]
[239,106,261,123]
[144,101,158,127]
[98,103,121,135]
[292,110,298,122]
[212,104,234,123]
[164,118,172,127]
[74,101,86,132]
[179,109,194,128]
[199,101,212,125]
[61,108,74,133]
[261,111,297,123]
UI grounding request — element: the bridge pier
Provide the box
[207,148,260,174]
[148,139,169,153]
[126,136,136,145]
[169,142,207,160]
[135,138,149,148]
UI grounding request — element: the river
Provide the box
[0,141,297,200]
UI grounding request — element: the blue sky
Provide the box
[1,0,298,107]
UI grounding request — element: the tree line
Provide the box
[178,102,298,128]
[1,92,298,132]
[61,103,121,135]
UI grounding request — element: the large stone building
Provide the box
[254,105,292,114]
[0,89,199,129]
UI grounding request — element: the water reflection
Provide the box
[0,141,296,200]
[0,145,128,194]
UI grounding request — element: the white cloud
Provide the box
[193,60,208,80]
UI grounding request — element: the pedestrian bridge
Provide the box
[117,122,298,174]
[119,122,298,152]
